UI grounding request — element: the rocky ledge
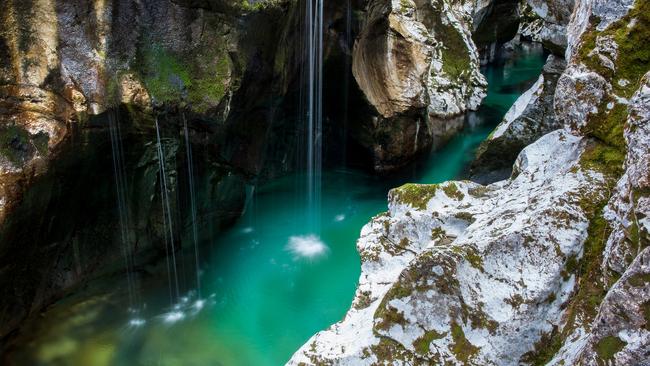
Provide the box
[289,0,649,364]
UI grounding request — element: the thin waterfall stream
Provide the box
[183,113,202,300]
[304,0,324,233]
[6,43,547,366]
[155,118,181,306]
[108,110,142,322]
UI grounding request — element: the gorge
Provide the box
[0,0,648,365]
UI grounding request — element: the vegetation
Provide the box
[518,5,648,360]
[429,1,472,82]
[449,322,479,364]
[577,1,650,98]
[595,336,626,361]
[135,40,232,113]
[413,329,445,355]
[0,125,32,165]
[443,183,465,200]
[390,184,438,210]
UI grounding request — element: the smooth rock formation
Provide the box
[471,0,521,65]
[351,0,487,172]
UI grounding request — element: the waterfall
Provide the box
[155,118,181,304]
[182,113,202,300]
[342,0,352,164]
[304,0,324,231]
[108,110,140,316]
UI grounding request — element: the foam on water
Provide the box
[285,235,329,260]
[128,318,146,327]
[162,311,185,324]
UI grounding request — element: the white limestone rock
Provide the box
[526,0,575,53]
[289,1,650,364]
[288,129,613,365]
[352,0,486,120]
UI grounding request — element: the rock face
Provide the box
[289,0,650,364]
[0,0,296,338]
[526,0,575,54]
[290,129,613,365]
[470,54,566,183]
[471,0,521,65]
[351,0,487,172]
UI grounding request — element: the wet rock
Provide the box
[0,0,286,338]
[0,109,248,338]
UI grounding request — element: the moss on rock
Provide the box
[577,0,650,98]
[449,322,479,364]
[135,39,233,114]
[442,183,465,200]
[595,335,626,362]
[0,125,34,165]
[413,329,445,355]
[390,183,438,210]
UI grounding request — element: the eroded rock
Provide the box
[351,0,487,172]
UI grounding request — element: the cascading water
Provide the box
[182,113,202,300]
[342,0,352,163]
[303,0,324,232]
[155,118,181,305]
[108,110,142,323]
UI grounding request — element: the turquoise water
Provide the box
[6,44,546,366]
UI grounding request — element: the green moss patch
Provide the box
[431,4,471,82]
[375,304,408,331]
[443,183,465,200]
[577,0,650,98]
[628,273,650,287]
[368,337,415,364]
[413,329,445,355]
[456,246,483,271]
[137,44,191,102]
[459,301,498,335]
[390,183,438,210]
[584,102,628,151]
[595,335,626,362]
[520,326,563,366]
[0,125,33,165]
[135,41,232,113]
[449,322,479,364]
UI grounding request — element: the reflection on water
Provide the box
[5,43,547,366]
